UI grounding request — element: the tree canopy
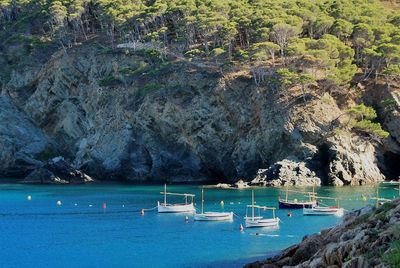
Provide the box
[0,0,399,87]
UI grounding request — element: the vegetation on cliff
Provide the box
[1,0,399,85]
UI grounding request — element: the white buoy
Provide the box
[56,200,62,206]
[27,195,32,201]
[74,203,78,206]
[89,204,93,207]
[122,205,125,208]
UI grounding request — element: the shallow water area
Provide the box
[0,182,398,267]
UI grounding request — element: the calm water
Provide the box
[0,182,399,268]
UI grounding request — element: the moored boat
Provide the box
[157,184,195,213]
[194,188,233,221]
[303,206,344,216]
[303,196,343,216]
[245,190,280,228]
[278,186,317,209]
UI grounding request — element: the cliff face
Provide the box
[0,45,399,184]
[246,199,400,268]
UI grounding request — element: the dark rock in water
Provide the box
[24,157,93,184]
[251,158,321,186]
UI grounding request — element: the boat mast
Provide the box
[252,190,255,220]
[311,184,315,202]
[201,188,204,214]
[375,187,379,209]
[285,185,288,202]
[164,184,167,205]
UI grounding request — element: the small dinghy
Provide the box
[245,190,280,228]
[157,184,195,213]
[194,188,233,221]
[303,196,343,216]
[278,185,317,209]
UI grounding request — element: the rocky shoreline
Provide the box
[245,199,400,268]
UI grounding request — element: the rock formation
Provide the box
[0,45,399,184]
[24,156,93,184]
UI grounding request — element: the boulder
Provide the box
[24,157,94,184]
[251,159,321,186]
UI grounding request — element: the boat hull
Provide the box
[303,207,344,216]
[245,217,280,228]
[157,202,195,213]
[194,212,233,221]
[278,200,315,209]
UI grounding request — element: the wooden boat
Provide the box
[303,196,343,216]
[194,188,233,221]
[303,206,344,216]
[278,186,316,209]
[245,190,280,228]
[157,184,195,213]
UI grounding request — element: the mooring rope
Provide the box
[142,206,157,211]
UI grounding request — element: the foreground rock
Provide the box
[246,199,400,268]
[24,157,94,184]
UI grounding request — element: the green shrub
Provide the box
[384,240,400,267]
[139,83,164,96]
[99,75,120,86]
[352,120,390,138]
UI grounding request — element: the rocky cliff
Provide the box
[246,199,400,268]
[0,44,399,184]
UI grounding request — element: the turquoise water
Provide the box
[0,182,399,268]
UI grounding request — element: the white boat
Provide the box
[157,184,195,213]
[244,190,280,228]
[303,196,344,216]
[303,206,344,216]
[194,188,233,221]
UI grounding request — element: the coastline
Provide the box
[245,199,400,267]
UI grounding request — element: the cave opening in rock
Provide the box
[312,143,332,185]
[383,151,400,180]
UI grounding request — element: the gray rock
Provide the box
[0,96,49,177]
[24,156,93,184]
[1,45,397,184]
[251,159,321,186]
[326,136,385,186]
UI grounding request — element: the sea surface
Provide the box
[0,181,399,268]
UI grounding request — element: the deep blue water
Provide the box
[0,182,399,268]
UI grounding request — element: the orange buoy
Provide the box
[240,224,244,231]
[140,209,145,216]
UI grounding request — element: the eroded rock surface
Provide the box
[0,45,398,183]
[24,157,93,184]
